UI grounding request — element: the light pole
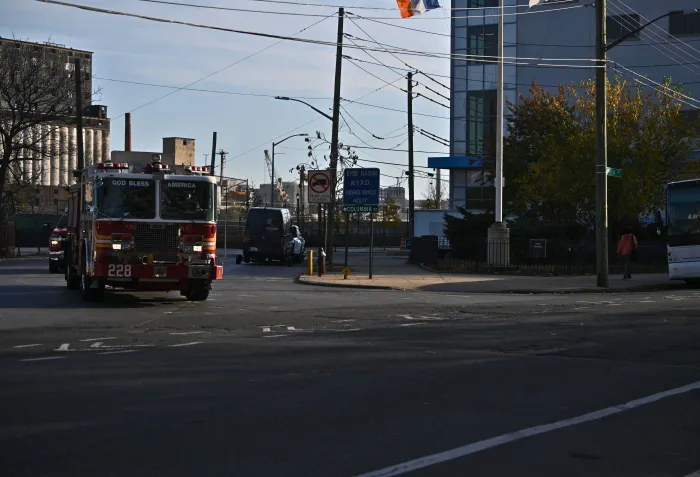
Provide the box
[296,193,301,229]
[271,133,308,207]
[594,5,681,287]
[275,95,340,265]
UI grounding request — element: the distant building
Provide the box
[111,137,197,168]
[0,37,110,188]
[380,186,407,221]
[257,182,306,212]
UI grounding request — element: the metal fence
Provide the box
[410,236,668,275]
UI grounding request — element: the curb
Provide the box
[294,274,395,291]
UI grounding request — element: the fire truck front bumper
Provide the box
[49,251,65,265]
[94,263,223,283]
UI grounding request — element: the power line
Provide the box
[140,0,576,12]
[93,76,331,100]
[347,2,590,20]
[352,12,700,48]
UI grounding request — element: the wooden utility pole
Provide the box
[407,72,415,239]
[325,7,344,266]
[209,132,217,176]
[218,149,227,184]
[595,0,609,287]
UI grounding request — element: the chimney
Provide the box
[125,113,132,152]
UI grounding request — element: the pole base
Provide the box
[487,222,510,268]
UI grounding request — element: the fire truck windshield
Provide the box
[96,178,156,219]
[160,180,215,221]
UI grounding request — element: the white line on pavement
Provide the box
[55,343,71,352]
[350,379,700,477]
[263,335,287,338]
[169,331,205,335]
[683,469,700,477]
[79,337,117,342]
[98,350,140,355]
[13,344,44,348]
[20,356,66,362]
[168,342,203,347]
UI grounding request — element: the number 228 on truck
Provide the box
[63,154,223,301]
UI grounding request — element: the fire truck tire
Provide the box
[185,286,209,301]
[81,275,105,301]
[49,261,59,274]
[66,266,80,290]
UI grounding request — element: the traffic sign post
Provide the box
[308,170,330,277]
[343,168,380,278]
[308,170,331,204]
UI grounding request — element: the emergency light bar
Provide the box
[184,166,210,175]
[97,162,130,169]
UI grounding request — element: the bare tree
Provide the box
[0,38,75,216]
[421,181,443,210]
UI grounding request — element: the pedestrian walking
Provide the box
[617,227,638,280]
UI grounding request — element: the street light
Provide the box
[594,6,683,288]
[296,192,301,231]
[271,133,308,207]
[275,96,333,122]
[275,95,339,266]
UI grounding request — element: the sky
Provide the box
[2,0,452,198]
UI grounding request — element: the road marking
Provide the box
[20,356,66,362]
[399,323,426,327]
[80,337,116,342]
[169,331,205,335]
[263,334,287,338]
[398,314,443,321]
[683,469,700,477]
[90,342,104,348]
[13,343,44,348]
[98,349,140,355]
[350,379,700,477]
[287,326,299,331]
[55,343,71,352]
[238,294,256,297]
[169,341,203,347]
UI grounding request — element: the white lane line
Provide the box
[168,341,203,347]
[79,337,116,342]
[263,334,287,338]
[350,379,700,477]
[13,344,44,348]
[90,342,104,348]
[20,356,66,362]
[169,331,205,335]
[683,469,700,477]
[399,323,426,327]
[98,350,140,355]
[55,343,71,352]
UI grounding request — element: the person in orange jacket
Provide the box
[617,227,638,280]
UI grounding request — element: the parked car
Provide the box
[240,207,305,265]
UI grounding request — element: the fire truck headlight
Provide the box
[193,245,203,252]
[112,243,122,250]
[51,240,59,246]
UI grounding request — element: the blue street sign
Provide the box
[344,168,380,213]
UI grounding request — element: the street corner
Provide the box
[295,272,395,290]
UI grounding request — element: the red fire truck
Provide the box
[64,155,223,301]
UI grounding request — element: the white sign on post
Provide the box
[308,170,331,204]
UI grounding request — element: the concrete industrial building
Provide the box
[437,0,700,210]
[111,137,196,168]
[0,37,111,188]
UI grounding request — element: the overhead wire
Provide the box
[607,2,700,78]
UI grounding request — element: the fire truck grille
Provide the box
[134,223,180,263]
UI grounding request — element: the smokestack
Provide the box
[125,113,132,152]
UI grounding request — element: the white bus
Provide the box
[667,179,700,283]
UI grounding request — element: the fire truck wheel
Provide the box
[49,261,59,274]
[66,266,80,290]
[81,275,105,301]
[185,286,209,301]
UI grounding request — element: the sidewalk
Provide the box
[298,257,685,294]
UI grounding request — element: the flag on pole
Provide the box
[396,0,441,18]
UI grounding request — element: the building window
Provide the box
[467,0,498,7]
[607,14,640,41]
[669,11,700,36]
[183,139,188,146]
[467,24,498,65]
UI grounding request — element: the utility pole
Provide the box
[595,0,609,288]
[209,132,217,176]
[486,0,509,267]
[218,149,227,184]
[407,72,415,239]
[271,142,276,207]
[203,153,209,166]
[325,7,344,267]
[435,169,441,208]
[74,58,84,171]
[245,178,250,210]
[299,166,305,232]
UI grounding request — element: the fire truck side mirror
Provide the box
[89,206,98,217]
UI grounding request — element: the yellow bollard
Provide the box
[306,250,313,275]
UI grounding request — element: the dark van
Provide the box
[243,207,296,264]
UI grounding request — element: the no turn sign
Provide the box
[308,170,331,204]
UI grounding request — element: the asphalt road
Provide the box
[1,255,700,477]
